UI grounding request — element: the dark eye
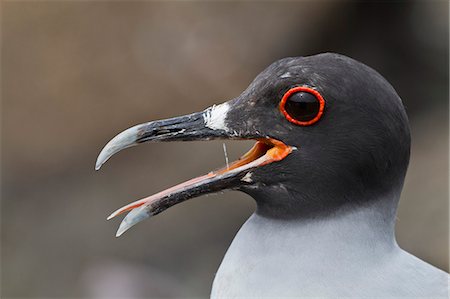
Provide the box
[279,87,325,126]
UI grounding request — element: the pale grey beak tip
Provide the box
[95,125,141,172]
[115,217,132,237]
[115,227,126,237]
[95,151,109,171]
[95,161,102,171]
[114,205,151,238]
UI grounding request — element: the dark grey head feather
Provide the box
[224,53,410,219]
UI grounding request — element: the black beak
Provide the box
[95,110,231,171]
[96,103,293,237]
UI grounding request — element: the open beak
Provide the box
[96,103,293,237]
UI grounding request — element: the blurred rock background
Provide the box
[1,2,448,298]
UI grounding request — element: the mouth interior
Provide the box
[215,138,292,175]
[107,138,292,220]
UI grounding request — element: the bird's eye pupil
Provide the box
[285,92,320,122]
[279,87,325,126]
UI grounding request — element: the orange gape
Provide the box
[263,138,293,164]
[215,138,292,174]
[215,141,269,174]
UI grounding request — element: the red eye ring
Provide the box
[279,86,325,126]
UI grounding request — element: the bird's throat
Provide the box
[225,198,399,266]
[212,197,402,298]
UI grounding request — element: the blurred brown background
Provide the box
[2,1,448,298]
